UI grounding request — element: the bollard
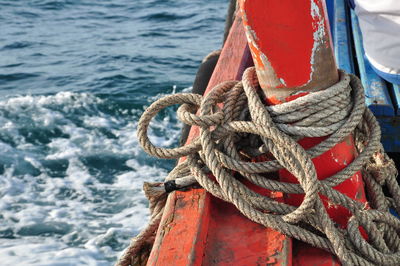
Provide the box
[239,0,367,234]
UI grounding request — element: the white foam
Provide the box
[0,240,109,266]
[83,116,112,128]
[0,91,183,264]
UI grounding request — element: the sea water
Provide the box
[0,0,227,264]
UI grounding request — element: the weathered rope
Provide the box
[117,67,400,266]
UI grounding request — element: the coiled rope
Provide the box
[117,67,400,266]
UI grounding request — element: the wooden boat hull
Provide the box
[144,1,400,265]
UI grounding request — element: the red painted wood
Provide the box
[293,241,340,266]
[239,0,367,264]
[239,0,366,226]
[240,0,338,100]
[203,196,292,266]
[147,14,292,266]
[244,0,316,88]
[147,189,211,266]
[280,136,366,229]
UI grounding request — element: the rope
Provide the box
[117,67,400,266]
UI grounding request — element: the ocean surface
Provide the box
[0,0,228,265]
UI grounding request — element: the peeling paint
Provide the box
[331,151,340,164]
[240,0,334,93]
[242,22,283,89]
[310,0,326,85]
[242,14,295,89]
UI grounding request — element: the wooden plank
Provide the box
[325,0,335,39]
[293,240,340,266]
[385,83,400,151]
[389,83,400,116]
[333,0,355,74]
[378,117,400,152]
[203,196,292,266]
[350,10,395,117]
[147,14,291,266]
[147,189,211,265]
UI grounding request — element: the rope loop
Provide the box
[137,93,203,159]
[347,210,400,264]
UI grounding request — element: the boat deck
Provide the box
[329,0,400,152]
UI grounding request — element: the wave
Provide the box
[0,73,41,81]
[0,91,181,264]
[140,12,195,22]
[0,0,227,263]
[1,41,35,50]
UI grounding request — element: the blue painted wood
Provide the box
[331,3,399,151]
[389,84,400,116]
[333,0,354,74]
[325,0,335,40]
[390,208,399,219]
[379,117,400,152]
[350,10,395,117]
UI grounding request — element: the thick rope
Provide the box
[117,68,400,266]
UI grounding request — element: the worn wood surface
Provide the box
[333,0,355,75]
[239,0,338,101]
[350,10,394,117]
[333,2,400,152]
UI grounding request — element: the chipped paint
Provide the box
[327,200,340,209]
[310,0,326,84]
[352,172,361,184]
[242,21,283,89]
[240,0,336,97]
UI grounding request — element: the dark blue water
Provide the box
[0,0,227,264]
